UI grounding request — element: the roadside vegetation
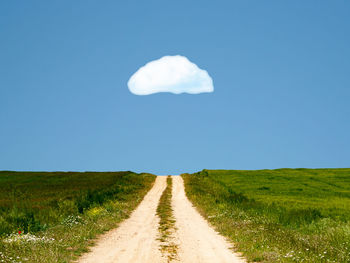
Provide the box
[156,176,178,262]
[0,171,155,263]
[183,168,350,262]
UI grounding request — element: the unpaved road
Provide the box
[172,176,245,263]
[78,176,245,263]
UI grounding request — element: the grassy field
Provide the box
[183,168,350,262]
[0,171,155,263]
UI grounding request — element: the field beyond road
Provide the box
[183,168,350,262]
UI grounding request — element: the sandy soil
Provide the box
[172,176,245,263]
[77,176,167,263]
[78,176,245,263]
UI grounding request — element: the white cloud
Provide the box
[127,55,214,95]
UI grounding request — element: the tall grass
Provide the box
[183,169,350,262]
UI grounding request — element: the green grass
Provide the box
[182,168,350,262]
[156,176,177,262]
[0,171,155,263]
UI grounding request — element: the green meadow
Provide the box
[183,168,350,262]
[0,171,155,263]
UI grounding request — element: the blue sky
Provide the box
[1,1,349,174]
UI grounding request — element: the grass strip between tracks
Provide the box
[156,176,178,262]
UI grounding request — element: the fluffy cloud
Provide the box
[128,55,214,95]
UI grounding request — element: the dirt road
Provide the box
[78,176,245,263]
[78,176,167,263]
